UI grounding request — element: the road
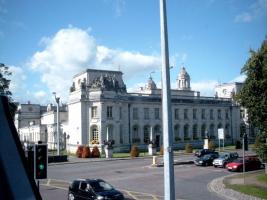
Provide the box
[40,155,233,200]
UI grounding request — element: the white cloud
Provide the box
[231,74,246,82]
[191,80,219,97]
[9,66,27,93]
[28,26,161,102]
[235,0,267,23]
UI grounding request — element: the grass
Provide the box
[226,184,267,199]
[257,174,267,183]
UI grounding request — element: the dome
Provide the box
[177,67,191,90]
[146,77,157,90]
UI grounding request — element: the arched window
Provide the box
[174,124,180,141]
[132,125,140,143]
[143,125,150,144]
[201,124,206,138]
[209,124,215,138]
[184,124,189,139]
[225,124,230,138]
[91,126,99,142]
[193,124,198,139]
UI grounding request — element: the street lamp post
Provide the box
[53,92,60,156]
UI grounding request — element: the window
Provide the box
[155,108,160,119]
[225,110,229,119]
[119,125,123,144]
[92,127,99,141]
[119,107,122,120]
[193,109,197,120]
[143,126,150,144]
[107,106,113,119]
[201,109,206,119]
[91,106,97,118]
[133,108,138,120]
[144,108,149,119]
[218,109,222,119]
[210,109,214,120]
[184,109,188,120]
[174,109,179,120]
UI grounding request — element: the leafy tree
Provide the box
[0,63,17,118]
[235,38,267,162]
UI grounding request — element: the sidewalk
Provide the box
[208,170,266,200]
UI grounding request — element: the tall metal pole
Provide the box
[159,0,175,199]
[56,97,60,155]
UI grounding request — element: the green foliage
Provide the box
[235,38,267,162]
[226,184,267,199]
[0,63,17,118]
[130,145,139,157]
[208,140,215,150]
[185,143,193,153]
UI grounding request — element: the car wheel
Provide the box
[68,193,75,200]
[214,165,217,168]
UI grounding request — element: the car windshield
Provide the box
[218,154,228,159]
[90,181,113,192]
[203,154,211,159]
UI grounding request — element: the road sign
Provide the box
[218,128,224,139]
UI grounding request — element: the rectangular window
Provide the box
[91,106,97,118]
[107,106,113,119]
[119,125,123,144]
[201,109,206,119]
[174,109,179,120]
[184,109,188,120]
[218,109,221,119]
[210,109,214,120]
[144,108,149,119]
[155,108,160,119]
[193,109,197,120]
[133,108,138,120]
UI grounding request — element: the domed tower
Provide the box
[177,67,191,90]
[145,76,157,90]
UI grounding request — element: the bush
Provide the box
[208,141,216,150]
[185,143,193,153]
[82,146,91,158]
[76,145,84,158]
[160,145,164,155]
[130,145,139,157]
[235,140,242,149]
[91,146,100,158]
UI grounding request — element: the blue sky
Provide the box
[0,0,266,104]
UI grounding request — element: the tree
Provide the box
[0,63,17,118]
[235,38,267,164]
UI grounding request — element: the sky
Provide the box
[0,0,266,104]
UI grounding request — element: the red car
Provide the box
[226,156,262,172]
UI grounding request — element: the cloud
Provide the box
[231,74,246,82]
[28,26,160,102]
[114,0,125,17]
[9,66,27,92]
[235,0,267,23]
[191,80,219,96]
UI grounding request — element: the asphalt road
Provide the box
[40,155,233,200]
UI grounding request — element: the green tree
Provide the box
[235,38,267,162]
[0,63,17,118]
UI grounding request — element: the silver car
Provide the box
[213,152,239,168]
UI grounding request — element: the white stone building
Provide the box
[66,67,242,153]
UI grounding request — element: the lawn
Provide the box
[257,174,267,183]
[226,184,267,199]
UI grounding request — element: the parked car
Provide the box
[68,179,124,200]
[194,149,215,157]
[213,152,239,168]
[226,156,262,172]
[194,152,219,166]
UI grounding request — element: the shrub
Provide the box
[130,145,139,157]
[208,141,216,150]
[82,146,91,158]
[235,140,242,149]
[159,145,164,155]
[76,145,84,158]
[185,143,193,153]
[91,146,100,158]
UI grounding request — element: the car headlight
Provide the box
[97,196,104,200]
[199,161,203,163]
[233,165,237,168]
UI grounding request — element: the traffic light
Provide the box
[34,144,47,179]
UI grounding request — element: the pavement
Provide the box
[47,150,264,200]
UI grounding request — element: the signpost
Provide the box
[218,128,224,152]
